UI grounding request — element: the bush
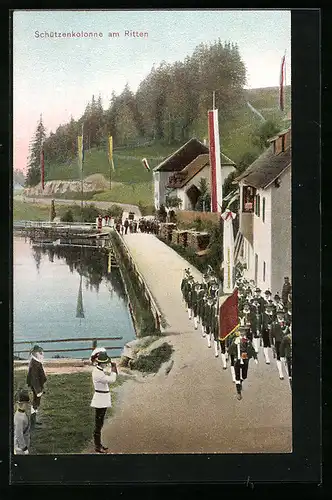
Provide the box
[104,204,123,219]
[138,202,155,216]
[61,209,74,222]
[130,342,174,373]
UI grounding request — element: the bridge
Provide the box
[13,220,97,231]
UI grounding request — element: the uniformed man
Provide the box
[261,303,274,364]
[227,327,258,400]
[200,296,208,337]
[280,323,292,388]
[270,310,289,380]
[249,299,262,353]
[211,300,220,358]
[263,289,272,305]
[253,288,265,313]
[180,268,190,304]
[90,350,117,453]
[186,275,195,320]
[203,297,215,348]
[240,301,252,339]
[191,282,202,330]
[273,293,283,312]
[26,345,47,429]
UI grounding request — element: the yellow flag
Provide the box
[108,136,115,171]
[78,135,83,170]
[107,250,111,273]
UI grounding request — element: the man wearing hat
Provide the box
[261,303,275,364]
[280,324,292,388]
[249,299,263,354]
[14,389,31,455]
[270,310,289,380]
[228,327,258,400]
[26,345,47,428]
[282,277,292,311]
[90,350,117,453]
[263,290,272,305]
[191,282,203,330]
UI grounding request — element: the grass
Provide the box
[13,201,52,221]
[13,369,125,454]
[92,182,153,206]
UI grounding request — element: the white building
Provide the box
[234,128,291,295]
[153,138,236,211]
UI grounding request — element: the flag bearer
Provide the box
[14,389,31,455]
[90,350,117,453]
[270,310,289,380]
[228,327,258,400]
[26,345,47,429]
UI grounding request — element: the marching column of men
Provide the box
[180,267,292,401]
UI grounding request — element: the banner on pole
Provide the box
[208,109,222,213]
[108,136,115,170]
[279,54,286,112]
[219,288,239,341]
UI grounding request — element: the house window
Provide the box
[263,261,266,282]
[262,197,265,222]
[255,194,260,217]
[242,186,255,213]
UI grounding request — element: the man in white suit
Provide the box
[90,350,117,453]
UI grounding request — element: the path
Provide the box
[14,195,141,218]
[86,233,292,454]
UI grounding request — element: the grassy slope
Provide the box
[14,201,51,221]
[41,86,291,206]
[13,369,125,454]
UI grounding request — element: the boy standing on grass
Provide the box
[14,389,31,455]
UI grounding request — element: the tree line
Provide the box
[25,39,247,187]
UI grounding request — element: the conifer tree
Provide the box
[25,115,46,187]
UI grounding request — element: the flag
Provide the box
[78,124,84,172]
[107,250,111,273]
[142,158,150,171]
[76,274,85,318]
[208,109,222,213]
[219,288,239,341]
[279,54,286,112]
[40,146,45,190]
[108,136,115,171]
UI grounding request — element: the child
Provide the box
[27,345,47,428]
[14,389,31,455]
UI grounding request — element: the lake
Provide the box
[13,236,136,359]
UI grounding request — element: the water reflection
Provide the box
[30,241,127,301]
[14,236,135,359]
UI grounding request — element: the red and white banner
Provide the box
[279,54,286,112]
[208,109,222,212]
[40,147,44,190]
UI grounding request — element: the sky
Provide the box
[13,9,291,172]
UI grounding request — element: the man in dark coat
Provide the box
[228,327,258,400]
[250,299,263,354]
[281,277,292,310]
[27,345,47,428]
[261,303,274,364]
[280,324,292,388]
[124,219,129,235]
[270,311,289,380]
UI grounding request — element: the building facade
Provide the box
[153,138,236,211]
[235,128,291,294]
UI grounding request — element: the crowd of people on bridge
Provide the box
[114,217,160,236]
[181,267,292,400]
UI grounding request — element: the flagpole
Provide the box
[284,49,287,87]
[81,122,84,223]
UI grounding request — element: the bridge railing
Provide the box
[14,336,123,359]
[13,221,97,229]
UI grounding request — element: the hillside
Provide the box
[34,85,291,205]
